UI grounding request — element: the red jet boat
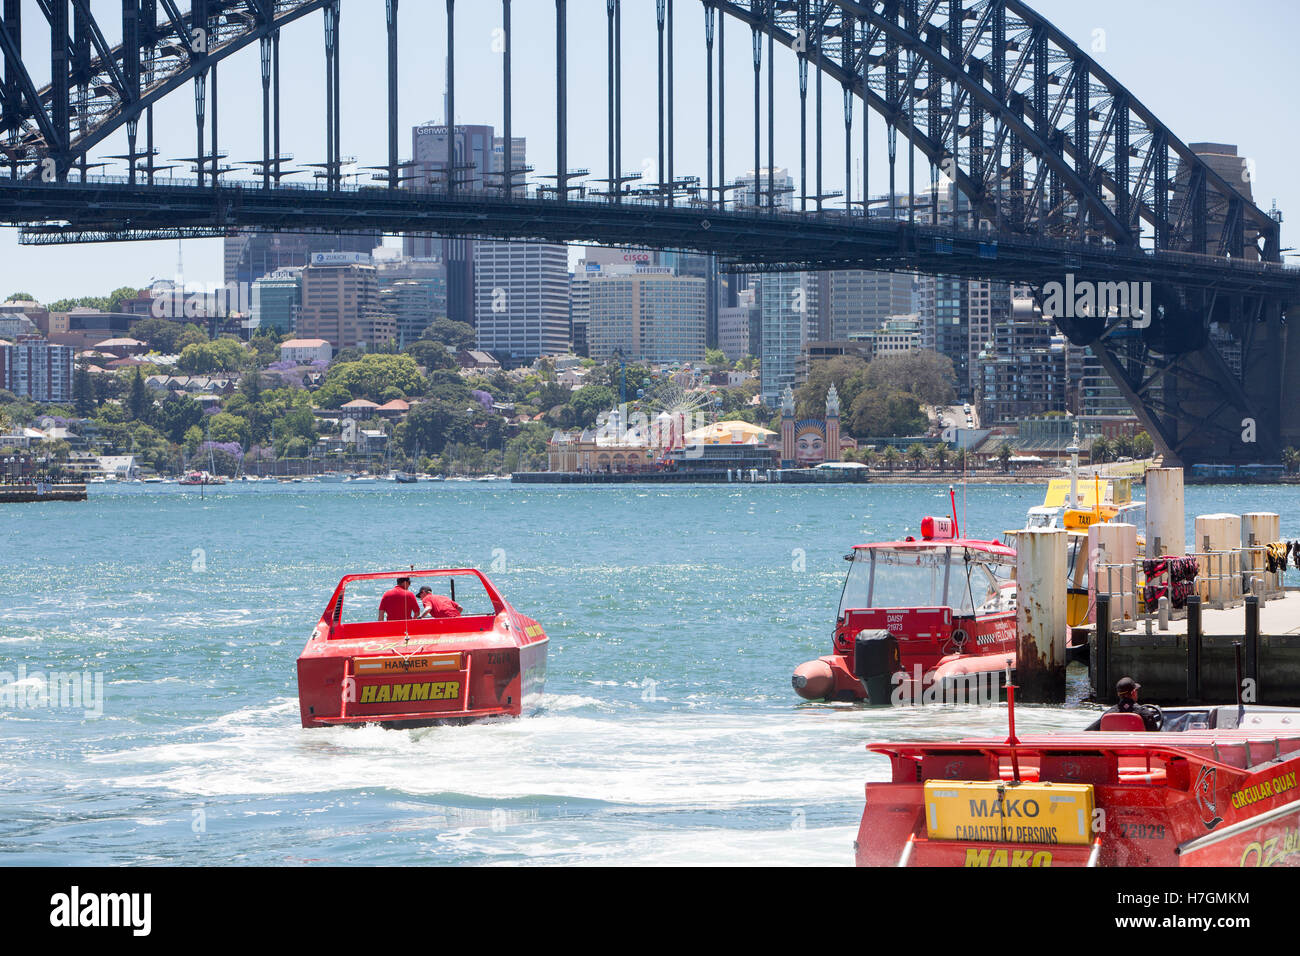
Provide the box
[857,703,1300,867]
[296,569,548,728]
[792,499,1017,706]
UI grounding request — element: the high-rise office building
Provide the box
[569,265,593,358]
[0,336,74,403]
[718,299,759,363]
[828,270,914,340]
[404,124,501,327]
[473,241,570,362]
[296,253,395,351]
[734,168,795,210]
[251,269,303,335]
[976,296,1069,425]
[224,231,380,287]
[758,272,814,407]
[1077,345,1135,418]
[587,267,707,365]
[375,257,447,348]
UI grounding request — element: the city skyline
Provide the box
[1,0,1295,301]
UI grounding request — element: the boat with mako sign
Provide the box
[296,568,548,728]
[792,490,1017,705]
[857,699,1300,867]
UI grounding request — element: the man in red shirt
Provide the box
[416,585,462,619]
[377,577,421,621]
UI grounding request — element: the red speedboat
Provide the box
[792,497,1018,705]
[857,703,1300,867]
[296,569,548,728]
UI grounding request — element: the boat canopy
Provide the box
[839,543,1015,618]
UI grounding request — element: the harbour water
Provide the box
[2,482,1296,865]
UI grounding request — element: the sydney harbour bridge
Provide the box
[0,0,1296,465]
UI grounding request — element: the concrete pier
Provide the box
[1088,590,1300,705]
[1016,528,1068,702]
[0,483,87,503]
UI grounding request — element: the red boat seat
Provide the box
[921,753,997,781]
[1039,753,1119,785]
[1100,712,1147,732]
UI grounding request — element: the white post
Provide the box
[1145,467,1185,557]
[1016,528,1068,703]
[1089,522,1138,624]
[1241,513,1280,595]
[1195,513,1242,606]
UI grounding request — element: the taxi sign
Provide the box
[921,516,957,540]
[924,780,1095,846]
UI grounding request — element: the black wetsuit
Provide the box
[1103,696,1163,732]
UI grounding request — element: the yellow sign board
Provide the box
[1043,477,1133,510]
[924,780,1095,846]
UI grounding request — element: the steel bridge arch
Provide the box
[0,1,330,177]
[716,0,1277,262]
[0,0,1281,265]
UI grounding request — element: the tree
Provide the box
[1132,431,1155,459]
[207,412,251,447]
[157,394,204,444]
[1282,447,1300,475]
[421,317,477,350]
[705,348,728,367]
[403,398,471,457]
[313,382,353,409]
[130,317,208,354]
[570,384,617,429]
[240,371,264,405]
[882,445,901,472]
[848,386,928,438]
[127,368,152,423]
[1091,436,1114,464]
[5,291,35,302]
[177,338,249,373]
[404,339,456,372]
[326,353,424,401]
[906,443,928,470]
[107,286,139,312]
[795,355,871,420]
[864,351,957,409]
[248,328,286,367]
[73,366,95,418]
[998,441,1013,473]
[931,442,949,472]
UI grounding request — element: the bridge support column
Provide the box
[386,0,398,190]
[260,35,271,189]
[193,73,205,188]
[556,0,567,202]
[445,0,454,193]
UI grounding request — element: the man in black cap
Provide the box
[1103,676,1163,731]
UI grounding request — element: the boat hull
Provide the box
[296,569,549,728]
[856,720,1300,867]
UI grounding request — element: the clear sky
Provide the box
[2,0,1297,302]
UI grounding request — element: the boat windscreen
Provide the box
[337,574,497,625]
[840,548,951,614]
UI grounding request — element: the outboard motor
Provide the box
[854,629,901,706]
